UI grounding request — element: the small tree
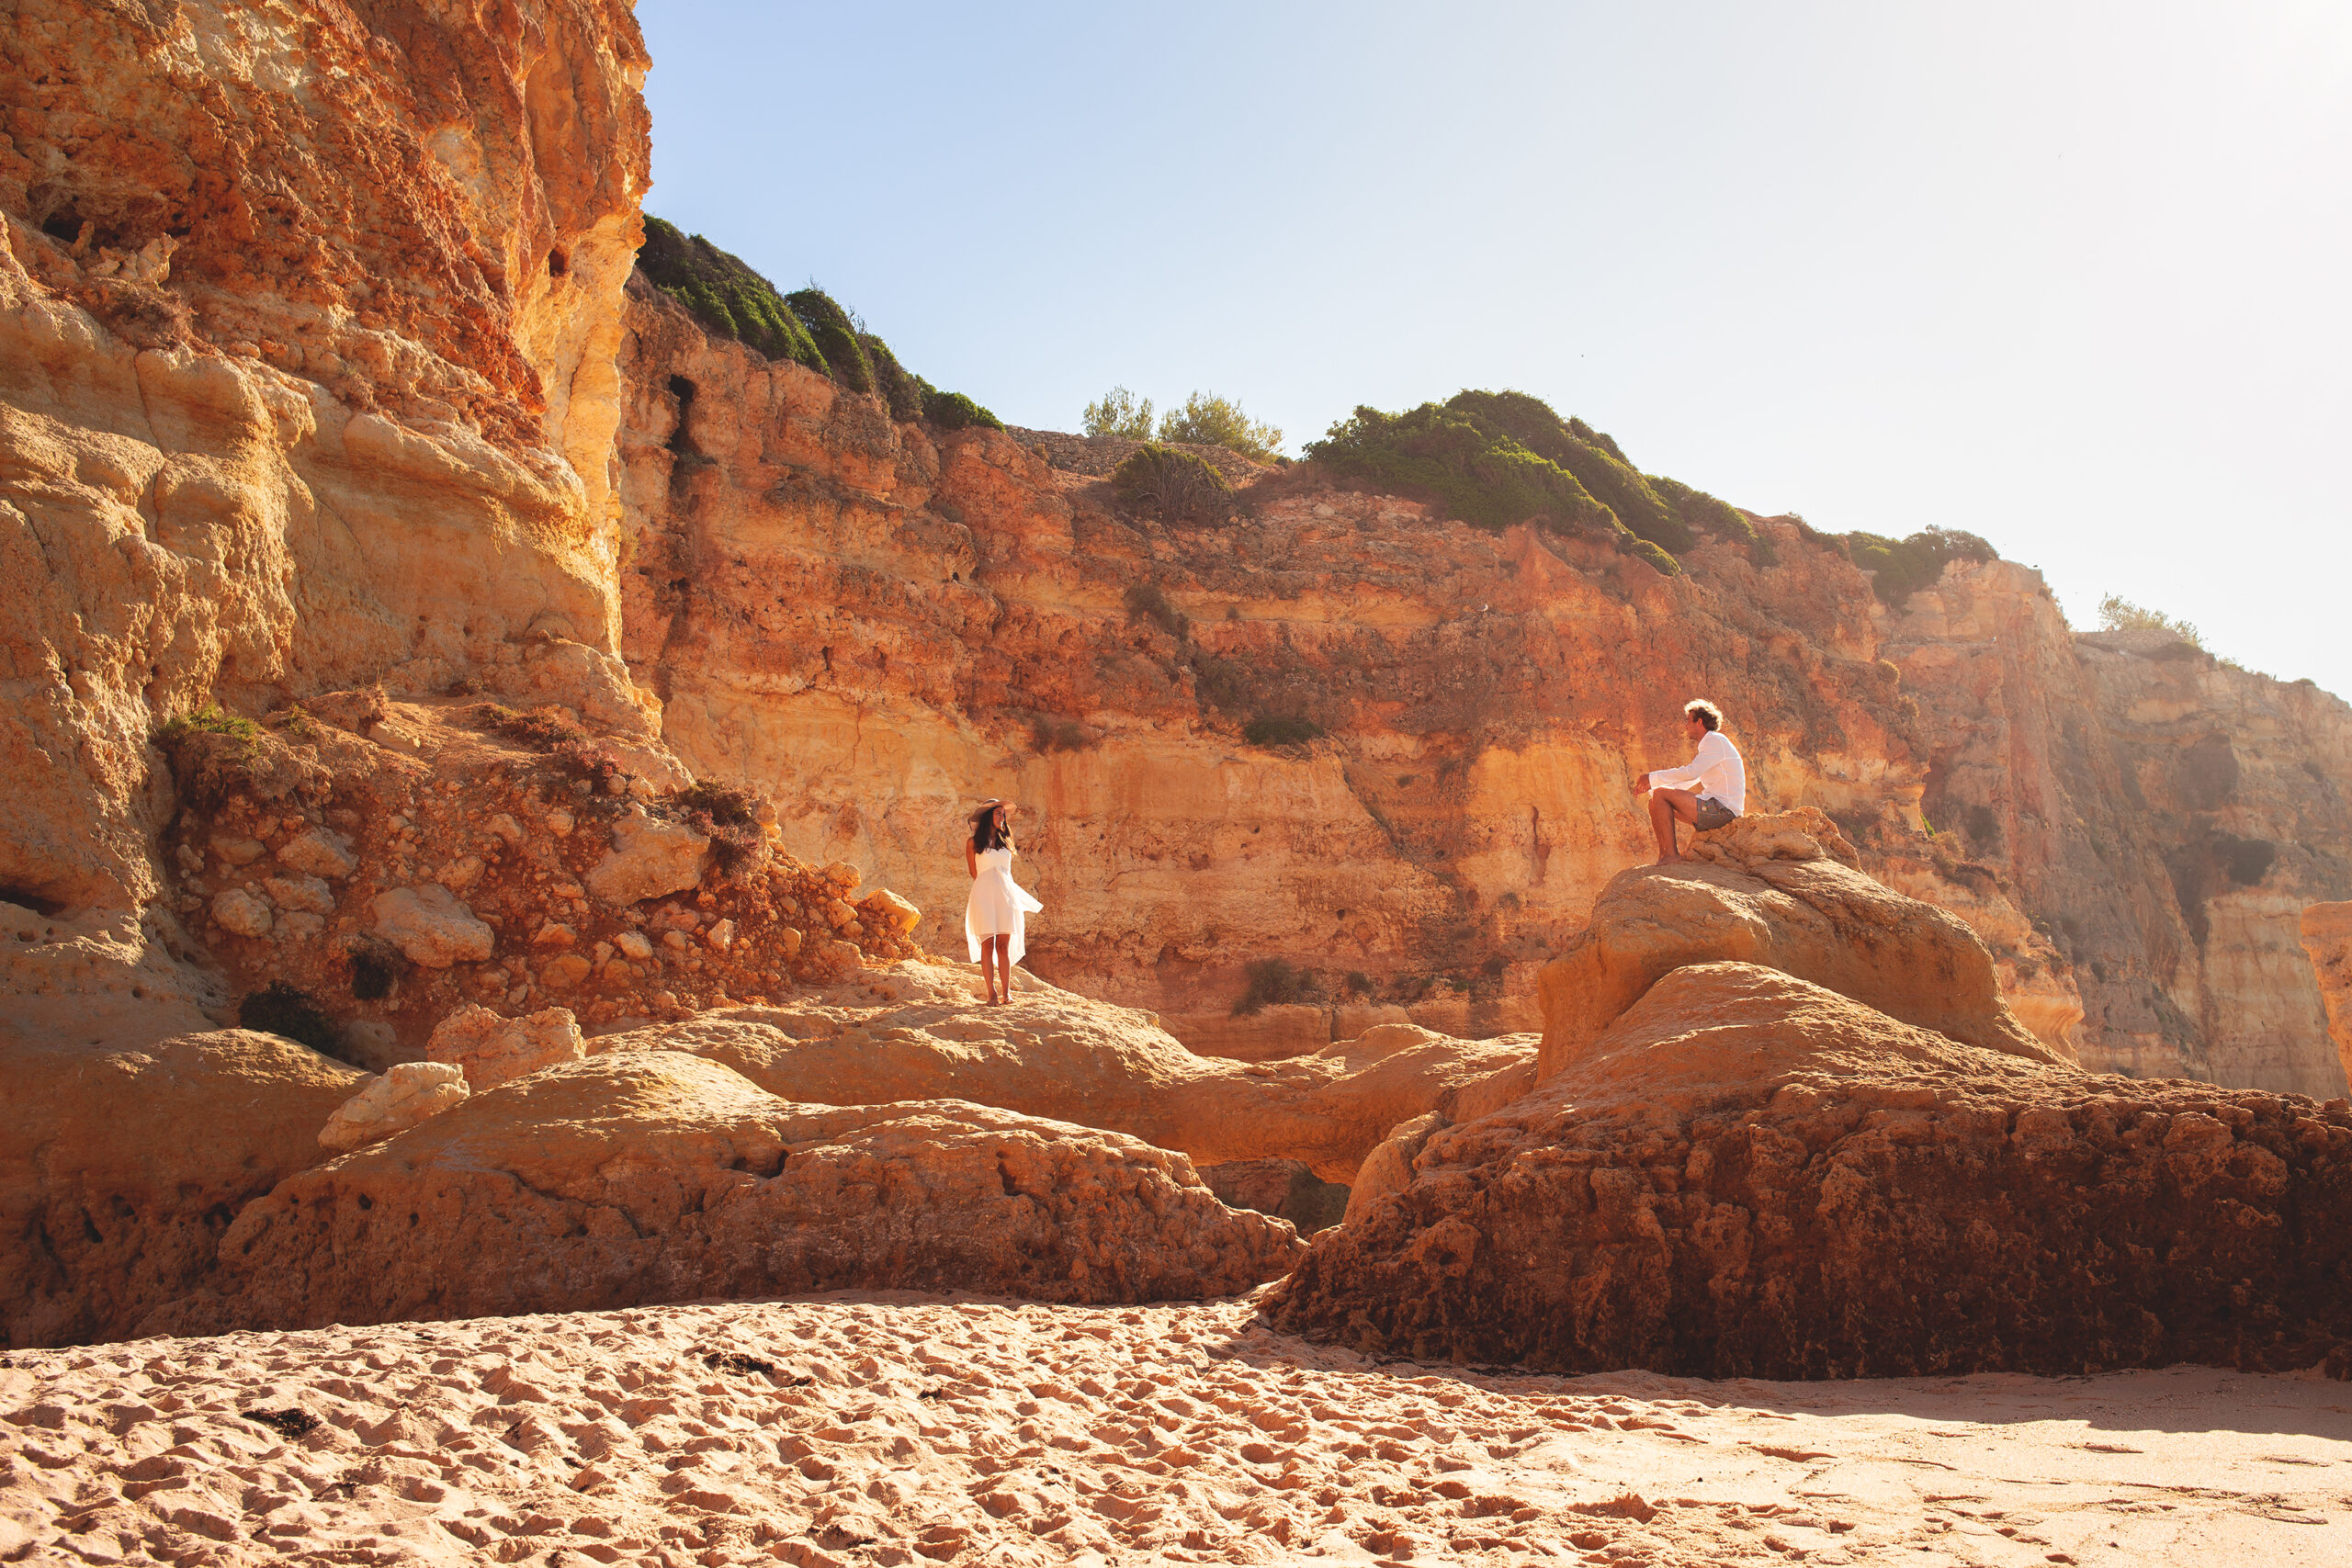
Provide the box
[2098,593,2202,649]
[1082,386,1155,440]
[1159,391,1283,462]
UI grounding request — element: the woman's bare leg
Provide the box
[980,934,1001,1003]
[991,935,1012,1004]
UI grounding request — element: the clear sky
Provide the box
[639,1,2352,697]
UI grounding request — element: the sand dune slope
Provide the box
[3,1293,2346,1565]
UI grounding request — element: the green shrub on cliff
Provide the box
[637,217,826,372]
[1845,526,1997,606]
[1113,444,1233,524]
[922,386,1004,431]
[1444,391,1690,553]
[1306,401,1617,536]
[1158,391,1284,463]
[637,216,998,431]
[1084,386,1156,440]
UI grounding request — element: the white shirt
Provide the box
[1650,730,1745,815]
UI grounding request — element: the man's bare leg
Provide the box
[1649,787,1700,863]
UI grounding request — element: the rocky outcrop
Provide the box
[1,0,655,1046]
[146,697,931,1052]
[2301,903,2352,1090]
[595,962,1534,1185]
[318,1060,469,1152]
[1537,807,2062,1080]
[427,1002,585,1089]
[1268,963,2352,1377]
[1,1030,360,1348]
[153,1052,1305,1334]
[1892,566,2352,1094]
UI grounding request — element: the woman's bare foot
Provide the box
[1656,852,1685,865]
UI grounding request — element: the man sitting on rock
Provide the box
[1634,698,1745,864]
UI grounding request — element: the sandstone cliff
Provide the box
[2,0,656,1047]
[614,278,2348,1092]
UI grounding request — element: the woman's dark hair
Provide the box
[969,801,1012,853]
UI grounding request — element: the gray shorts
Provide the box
[1694,796,1736,831]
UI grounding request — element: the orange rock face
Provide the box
[153,1051,1305,1335]
[1268,963,2352,1378]
[1536,808,2062,1081]
[0,1029,362,1348]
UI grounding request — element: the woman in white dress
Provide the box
[964,799,1043,1006]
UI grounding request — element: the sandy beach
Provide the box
[4,1292,2345,1566]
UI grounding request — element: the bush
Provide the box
[1243,713,1325,747]
[922,386,1004,432]
[1844,527,1998,606]
[2098,593,2202,649]
[1112,444,1234,525]
[240,981,343,1057]
[1233,957,1318,1016]
[1306,401,1620,537]
[638,217,826,372]
[1123,581,1188,639]
[155,704,266,812]
[1446,391,1690,553]
[861,333,926,422]
[639,218,1001,425]
[678,780,761,827]
[1083,386,1156,440]
[1159,391,1283,462]
[783,288,873,395]
[1648,473,1774,564]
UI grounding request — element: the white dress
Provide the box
[965,845,1044,965]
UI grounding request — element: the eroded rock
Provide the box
[318,1061,470,1152]
[427,1003,585,1089]
[586,804,709,906]
[1270,963,2352,1378]
[1536,807,2062,1081]
[157,1052,1304,1333]
[371,885,495,968]
[1,1031,362,1348]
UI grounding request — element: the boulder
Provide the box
[260,872,334,914]
[861,887,922,935]
[1536,807,2062,1081]
[276,827,357,880]
[2301,902,2352,1091]
[0,1031,362,1348]
[426,1003,586,1089]
[585,803,709,906]
[210,886,272,938]
[597,968,1533,1184]
[158,1052,1304,1334]
[371,884,495,967]
[1268,963,2352,1378]
[318,1060,470,1152]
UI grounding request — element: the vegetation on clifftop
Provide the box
[1843,527,1998,606]
[637,217,1001,431]
[1300,390,1776,577]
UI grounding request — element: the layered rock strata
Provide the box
[2301,902,2352,1089]
[1,0,654,1045]
[615,285,2075,1059]
[1892,569,2352,1094]
[1269,963,2352,1378]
